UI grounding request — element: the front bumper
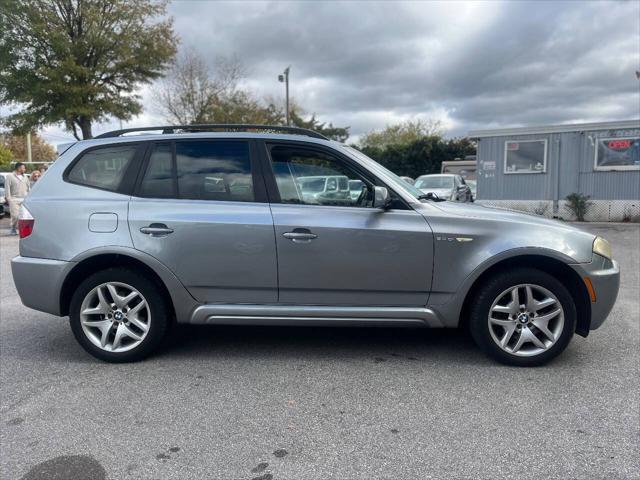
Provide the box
[11,255,74,316]
[571,255,620,331]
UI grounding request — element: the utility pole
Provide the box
[278,66,290,126]
[26,132,32,163]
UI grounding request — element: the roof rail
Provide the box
[95,124,329,140]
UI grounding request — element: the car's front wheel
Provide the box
[469,268,577,366]
[69,268,169,362]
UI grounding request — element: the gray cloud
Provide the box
[40,0,640,143]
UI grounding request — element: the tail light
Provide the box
[18,205,34,238]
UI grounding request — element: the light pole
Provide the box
[278,66,290,126]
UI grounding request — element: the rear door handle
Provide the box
[283,228,318,243]
[140,223,174,237]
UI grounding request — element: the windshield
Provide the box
[342,146,425,199]
[298,178,326,193]
[415,176,454,190]
[348,179,364,192]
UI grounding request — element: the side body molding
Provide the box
[189,304,444,327]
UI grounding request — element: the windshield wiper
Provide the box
[418,192,446,202]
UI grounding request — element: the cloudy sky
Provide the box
[40,0,640,144]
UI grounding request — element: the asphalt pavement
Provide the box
[1,218,638,480]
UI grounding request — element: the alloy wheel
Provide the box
[488,283,564,357]
[79,282,150,353]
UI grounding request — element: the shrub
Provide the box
[565,193,591,221]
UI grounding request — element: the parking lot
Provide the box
[0,219,638,480]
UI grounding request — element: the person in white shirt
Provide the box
[5,162,30,235]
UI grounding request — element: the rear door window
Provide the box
[138,140,255,202]
[139,143,175,198]
[67,145,137,191]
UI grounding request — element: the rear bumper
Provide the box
[571,256,620,331]
[11,256,73,316]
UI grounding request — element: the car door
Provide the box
[128,139,277,304]
[262,142,433,306]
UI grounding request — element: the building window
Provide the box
[594,137,640,171]
[504,139,547,174]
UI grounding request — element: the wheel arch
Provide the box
[458,253,591,337]
[60,247,197,322]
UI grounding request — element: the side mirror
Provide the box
[372,186,391,209]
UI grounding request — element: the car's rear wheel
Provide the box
[69,268,169,362]
[469,268,576,366]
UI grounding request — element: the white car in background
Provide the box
[414,173,473,202]
[0,173,10,217]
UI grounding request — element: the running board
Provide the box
[188,304,443,327]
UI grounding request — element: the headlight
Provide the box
[593,236,612,260]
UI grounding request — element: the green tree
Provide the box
[3,133,57,162]
[359,133,475,178]
[290,107,349,142]
[208,91,285,125]
[0,144,14,171]
[359,119,444,150]
[0,0,177,139]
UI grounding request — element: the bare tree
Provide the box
[156,49,244,124]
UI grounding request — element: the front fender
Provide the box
[428,247,583,328]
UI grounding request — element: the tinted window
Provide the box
[270,146,373,207]
[68,145,136,191]
[176,141,253,201]
[140,143,174,197]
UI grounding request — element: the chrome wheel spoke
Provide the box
[532,309,562,340]
[121,290,140,308]
[501,322,517,348]
[106,283,126,308]
[112,323,141,350]
[128,300,147,317]
[512,327,546,352]
[491,287,519,315]
[81,286,110,316]
[524,286,536,312]
[127,314,148,333]
[533,297,557,313]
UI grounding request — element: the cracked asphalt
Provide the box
[1,220,638,479]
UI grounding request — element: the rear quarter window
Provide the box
[67,145,138,191]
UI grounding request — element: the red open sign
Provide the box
[506,142,519,151]
[608,139,631,150]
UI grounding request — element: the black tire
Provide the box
[69,268,169,362]
[469,268,577,367]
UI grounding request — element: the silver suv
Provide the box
[11,125,620,366]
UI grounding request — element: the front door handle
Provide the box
[283,228,318,243]
[140,223,174,237]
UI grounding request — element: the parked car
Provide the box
[466,179,477,199]
[0,174,7,217]
[348,179,365,201]
[399,176,414,185]
[297,175,351,205]
[11,124,619,366]
[414,174,473,202]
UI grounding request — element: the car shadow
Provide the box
[160,324,488,366]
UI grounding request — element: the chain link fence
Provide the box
[476,200,640,222]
